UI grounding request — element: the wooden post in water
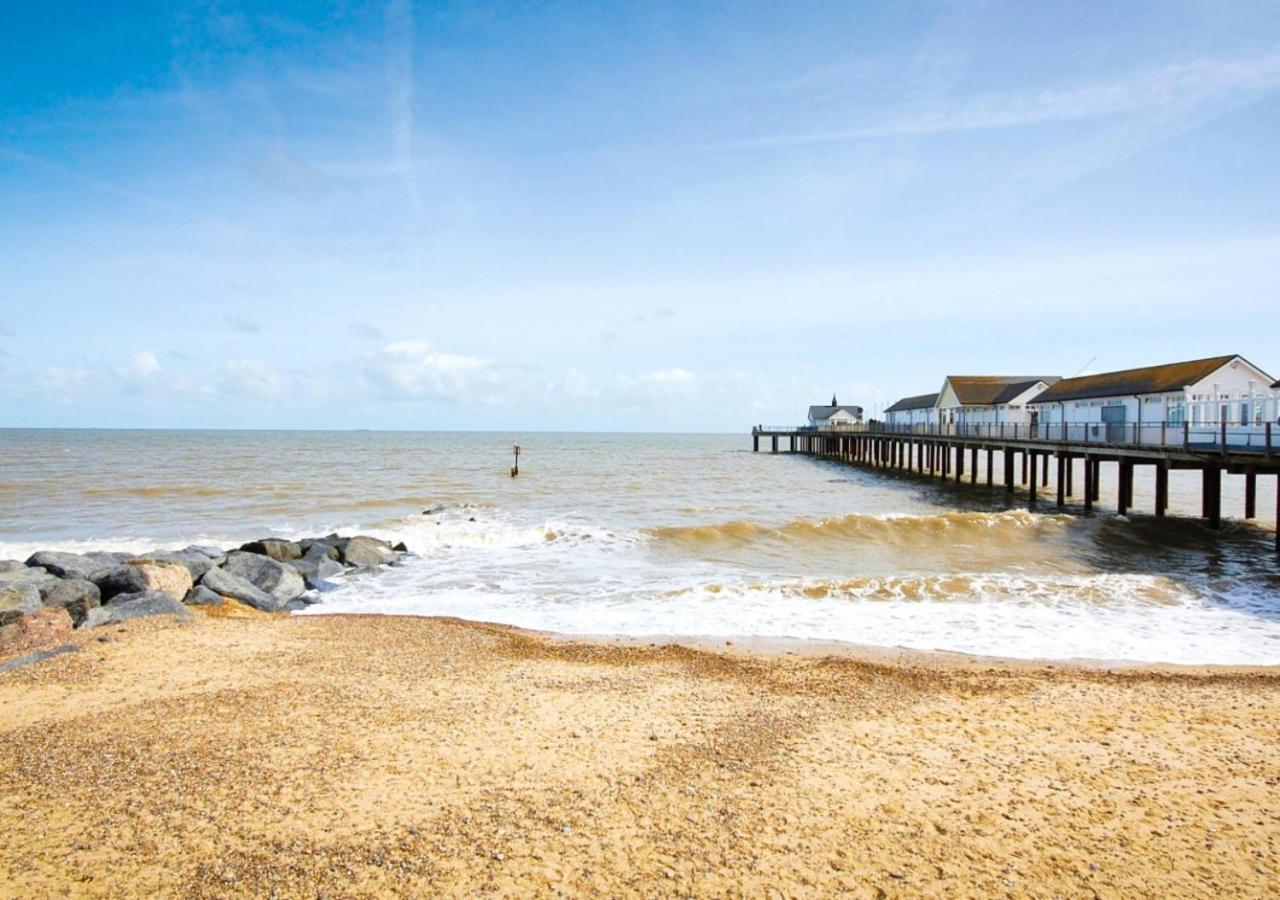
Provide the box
[971,447,978,484]
[1091,458,1101,502]
[1155,461,1168,516]
[1021,451,1028,485]
[1056,454,1066,508]
[986,449,994,487]
[1028,453,1038,504]
[955,444,964,483]
[1203,466,1221,529]
[1042,453,1050,488]
[1244,466,1257,520]
[1065,454,1074,496]
[511,443,521,478]
[1117,460,1131,515]
[1004,450,1015,494]
[1083,455,1094,512]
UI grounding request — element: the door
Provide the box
[1101,405,1127,443]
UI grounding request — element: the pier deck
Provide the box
[751,423,1280,554]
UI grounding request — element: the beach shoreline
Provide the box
[3,610,1278,896]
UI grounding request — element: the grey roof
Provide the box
[808,405,862,420]
[1273,379,1280,389]
[885,392,939,413]
[1031,355,1271,404]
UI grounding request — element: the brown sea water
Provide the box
[2,429,1277,663]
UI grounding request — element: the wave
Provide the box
[663,572,1196,608]
[82,485,233,499]
[646,509,1069,549]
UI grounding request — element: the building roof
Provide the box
[808,405,862,420]
[1030,355,1269,405]
[885,392,939,413]
[1273,380,1280,389]
[943,376,1060,406]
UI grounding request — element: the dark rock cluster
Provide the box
[0,534,407,631]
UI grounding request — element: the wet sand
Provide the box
[2,612,1279,897]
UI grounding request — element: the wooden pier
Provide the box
[752,423,1280,554]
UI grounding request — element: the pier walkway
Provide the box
[751,422,1280,554]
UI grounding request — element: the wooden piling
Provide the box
[1155,462,1168,517]
[1083,455,1094,512]
[1203,466,1221,529]
[1245,466,1257,520]
[1118,460,1132,516]
[1028,453,1038,504]
[970,447,978,484]
[1004,450,1014,494]
[1056,454,1065,508]
[955,444,964,483]
[986,449,994,487]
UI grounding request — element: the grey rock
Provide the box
[0,560,25,573]
[200,566,282,612]
[392,541,409,553]
[287,556,345,590]
[39,578,101,625]
[284,599,309,611]
[300,540,339,561]
[0,566,59,588]
[341,536,394,568]
[185,545,228,560]
[239,539,303,562]
[23,551,126,581]
[183,585,223,606]
[222,552,305,604]
[81,591,192,628]
[0,584,44,626]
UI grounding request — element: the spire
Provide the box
[831,393,838,407]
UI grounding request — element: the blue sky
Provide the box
[2,1,1278,430]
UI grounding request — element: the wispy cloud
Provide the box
[362,340,498,402]
[734,52,1280,148]
[225,314,261,335]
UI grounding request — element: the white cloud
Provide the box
[225,314,261,334]
[221,359,287,399]
[118,350,161,379]
[362,340,498,401]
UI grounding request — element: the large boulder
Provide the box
[221,552,305,604]
[185,545,227,560]
[239,539,303,562]
[81,591,192,628]
[287,556,345,591]
[0,560,25,573]
[0,584,44,627]
[39,579,101,626]
[0,567,59,589]
[23,551,125,581]
[183,585,224,606]
[94,561,194,602]
[136,550,220,581]
[0,607,74,656]
[341,536,395,568]
[299,539,339,561]
[200,567,282,612]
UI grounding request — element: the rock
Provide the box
[341,536,394,567]
[284,599,309,611]
[138,550,220,581]
[287,556,345,590]
[0,644,77,674]
[183,585,224,606]
[95,562,194,602]
[300,540,339,561]
[0,560,25,573]
[0,584,47,627]
[0,567,59,589]
[392,542,409,553]
[81,591,192,628]
[201,566,283,612]
[422,505,446,515]
[185,545,227,560]
[239,538,304,562]
[222,552,305,604]
[23,551,126,581]
[0,607,74,656]
[39,578,101,626]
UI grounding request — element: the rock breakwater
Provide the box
[0,534,408,649]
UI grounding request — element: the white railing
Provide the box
[754,421,1278,452]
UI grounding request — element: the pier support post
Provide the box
[1091,459,1101,502]
[1155,461,1168,517]
[971,447,978,484]
[1203,466,1221,529]
[1244,467,1257,519]
[753,433,758,452]
[1056,455,1066,508]
[1042,453,1050,488]
[1118,460,1132,516]
[955,444,964,483]
[986,449,994,487]
[1083,455,1094,512]
[1004,450,1014,494]
[1065,455,1074,496]
[771,435,778,454]
[1021,451,1028,485]
[1028,453,1038,504]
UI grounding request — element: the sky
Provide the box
[1,0,1279,431]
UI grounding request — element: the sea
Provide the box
[2,429,1278,665]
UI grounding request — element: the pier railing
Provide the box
[753,421,1277,454]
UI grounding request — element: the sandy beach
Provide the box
[0,610,1276,897]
